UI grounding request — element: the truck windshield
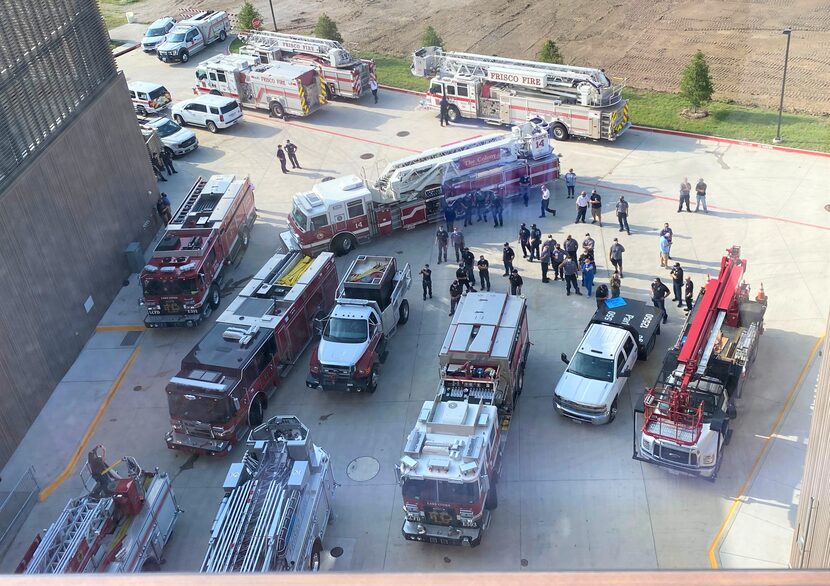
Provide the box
[143,278,198,296]
[155,120,182,138]
[567,352,614,383]
[290,205,308,231]
[147,27,167,37]
[323,318,367,343]
[402,478,480,505]
[167,391,232,423]
[169,32,186,42]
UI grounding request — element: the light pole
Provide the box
[268,0,278,32]
[773,28,792,144]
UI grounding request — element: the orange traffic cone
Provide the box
[755,283,767,304]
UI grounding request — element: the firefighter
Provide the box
[502,242,515,276]
[475,190,489,222]
[439,93,450,126]
[509,269,523,296]
[551,244,566,281]
[156,192,172,224]
[609,238,625,277]
[490,191,504,227]
[563,234,578,262]
[456,262,476,293]
[684,275,695,313]
[462,192,474,227]
[651,278,670,323]
[285,140,301,169]
[518,223,531,258]
[540,242,551,283]
[276,145,289,174]
[449,279,462,316]
[589,189,602,226]
[436,225,449,264]
[419,264,433,300]
[444,201,456,231]
[477,255,491,291]
[461,247,476,284]
[561,257,581,296]
[160,149,177,176]
[529,224,542,261]
[670,262,684,306]
[519,174,530,207]
[151,154,167,182]
[450,227,465,262]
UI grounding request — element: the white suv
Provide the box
[138,116,198,157]
[171,95,242,133]
[141,17,176,52]
[128,81,171,115]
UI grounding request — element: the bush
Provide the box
[537,40,563,64]
[237,2,263,31]
[421,26,443,48]
[680,50,715,112]
[313,14,343,43]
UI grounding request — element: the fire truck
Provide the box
[411,47,630,141]
[166,251,339,456]
[141,175,256,328]
[307,255,411,393]
[397,292,529,546]
[280,123,558,256]
[194,54,324,118]
[238,30,375,100]
[201,415,335,572]
[17,446,179,574]
[633,246,767,480]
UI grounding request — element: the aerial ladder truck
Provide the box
[200,416,335,572]
[633,246,767,480]
[412,47,630,141]
[239,30,375,99]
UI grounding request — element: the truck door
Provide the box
[186,29,201,52]
[329,202,348,235]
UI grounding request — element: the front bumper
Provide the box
[553,397,611,425]
[171,141,199,156]
[165,429,232,456]
[402,518,485,547]
[144,311,205,328]
[157,51,183,63]
[306,372,371,392]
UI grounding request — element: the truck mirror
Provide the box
[560,353,569,364]
[620,368,632,378]
[232,397,240,411]
[138,297,145,306]
[480,474,490,494]
[394,465,402,486]
[313,318,325,337]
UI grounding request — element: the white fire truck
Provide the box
[195,54,324,118]
[281,123,558,256]
[156,10,231,63]
[17,446,180,574]
[412,47,630,141]
[140,175,256,328]
[633,246,767,480]
[397,292,529,546]
[201,415,335,572]
[238,30,375,100]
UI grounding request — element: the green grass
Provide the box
[357,51,430,93]
[98,0,140,30]
[229,37,243,54]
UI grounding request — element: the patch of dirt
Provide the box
[128,0,830,114]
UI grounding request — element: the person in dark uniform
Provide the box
[161,149,177,175]
[419,264,432,300]
[519,174,530,207]
[475,190,488,222]
[276,145,289,174]
[518,223,531,258]
[540,243,551,283]
[561,257,581,296]
[502,242,515,276]
[684,276,695,312]
[436,226,449,264]
[529,224,542,261]
[285,140,301,168]
[477,255,491,291]
[490,192,503,227]
[509,269,523,296]
[443,201,456,232]
[563,235,578,262]
[670,262,684,306]
[449,279,462,316]
[651,278,670,323]
[610,271,621,298]
[439,93,450,127]
[456,262,476,293]
[461,247,476,284]
[151,154,167,181]
[156,192,172,224]
[551,244,566,281]
[463,192,474,227]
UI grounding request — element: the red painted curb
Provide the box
[113,43,139,58]
[378,84,425,97]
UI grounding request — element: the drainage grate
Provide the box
[330,546,344,558]
[396,131,410,137]
[120,331,141,347]
[360,153,374,160]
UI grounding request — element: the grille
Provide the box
[321,365,351,378]
[180,136,197,148]
[656,444,692,466]
[558,397,605,414]
[162,300,182,314]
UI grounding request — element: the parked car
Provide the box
[171,95,243,133]
[141,17,176,52]
[138,116,198,157]
[128,81,171,115]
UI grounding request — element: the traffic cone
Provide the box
[755,282,767,304]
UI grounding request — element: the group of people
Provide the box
[151,150,176,182]
[442,189,505,229]
[275,140,301,174]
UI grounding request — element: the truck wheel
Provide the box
[136,105,147,116]
[219,30,227,42]
[397,299,410,325]
[656,323,661,335]
[206,120,218,133]
[638,336,656,360]
[367,367,378,394]
[514,368,524,401]
[174,114,185,126]
[241,227,250,249]
[210,89,221,96]
[209,283,221,309]
[248,395,264,428]
[269,101,285,118]
[608,397,618,423]
[309,538,323,571]
[180,50,189,63]
[447,105,461,122]
[552,124,569,141]
[485,484,498,510]
[331,233,356,256]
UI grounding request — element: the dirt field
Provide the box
[126,0,830,114]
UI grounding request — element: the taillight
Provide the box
[219,114,225,122]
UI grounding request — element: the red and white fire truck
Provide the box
[412,47,630,141]
[398,292,529,546]
[141,175,256,328]
[18,446,179,574]
[195,54,324,118]
[634,246,767,480]
[165,251,339,456]
[280,124,559,256]
[238,30,375,100]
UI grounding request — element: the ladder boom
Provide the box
[240,30,357,66]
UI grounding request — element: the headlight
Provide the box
[701,454,715,465]
[355,366,372,377]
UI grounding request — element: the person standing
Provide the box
[540,242,551,283]
[491,192,503,227]
[461,247,476,284]
[156,192,172,224]
[564,234,578,262]
[449,279,462,316]
[152,154,167,182]
[509,269,523,296]
[529,224,542,261]
[564,168,576,198]
[651,278,670,323]
[477,255,491,291]
[519,174,530,207]
[670,263,684,306]
[369,78,379,103]
[581,256,596,296]
[518,223,531,258]
[276,145,289,174]
[678,177,692,212]
[582,233,595,258]
[285,140,301,169]
[659,233,671,268]
[615,196,630,234]
[462,192,474,227]
[444,202,456,232]
[551,244,566,281]
[660,223,674,259]
[456,262,476,293]
[561,257,581,296]
[502,242,515,276]
[609,271,621,298]
[595,283,609,309]
[475,190,489,223]
[589,189,602,226]
[420,264,433,300]
[575,191,589,223]
[439,93,450,127]
[540,184,554,217]
[609,238,625,277]
[695,178,708,213]
[684,275,695,312]
[436,225,449,264]
[450,227,465,262]
[161,149,177,175]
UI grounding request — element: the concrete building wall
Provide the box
[790,319,830,568]
[0,73,161,466]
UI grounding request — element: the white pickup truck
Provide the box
[554,298,663,424]
[307,255,411,393]
[156,11,230,64]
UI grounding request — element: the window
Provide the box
[310,215,328,230]
[445,85,456,96]
[217,72,227,83]
[205,248,217,267]
[186,30,197,41]
[616,352,625,376]
[148,86,167,100]
[623,337,635,356]
[290,205,308,230]
[129,91,136,99]
[188,103,207,113]
[209,72,217,81]
[429,83,442,95]
[566,353,613,383]
[347,200,365,219]
[457,85,468,97]
[138,92,148,101]
[323,318,368,344]
[210,106,220,115]
[219,102,238,114]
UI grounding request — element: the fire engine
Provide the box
[397,292,529,546]
[633,246,767,480]
[166,251,339,456]
[141,175,256,328]
[280,123,559,256]
[238,30,375,100]
[201,415,335,572]
[194,54,324,118]
[412,47,630,141]
[17,446,179,574]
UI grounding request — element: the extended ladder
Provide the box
[241,30,353,60]
[170,177,208,225]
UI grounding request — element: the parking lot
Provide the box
[1,39,829,573]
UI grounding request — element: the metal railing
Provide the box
[0,467,39,556]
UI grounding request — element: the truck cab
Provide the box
[554,299,661,424]
[156,11,229,63]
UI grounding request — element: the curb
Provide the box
[113,42,139,58]
[376,84,830,159]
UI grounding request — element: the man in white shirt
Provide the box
[369,78,378,103]
[539,184,555,217]
[575,191,589,223]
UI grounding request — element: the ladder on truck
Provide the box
[170,177,209,225]
[24,497,113,574]
[241,30,356,61]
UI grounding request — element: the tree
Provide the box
[237,2,263,31]
[313,14,343,43]
[537,40,563,64]
[680,50,715,112]
[421,26,443,48]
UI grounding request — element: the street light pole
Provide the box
[268,0,278,32]
[773,28,792,144]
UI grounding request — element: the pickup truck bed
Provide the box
[592,298,663,359]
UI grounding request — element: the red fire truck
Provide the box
[165,251,339,455]
[140,175,256,328]
[280,124,558,256]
